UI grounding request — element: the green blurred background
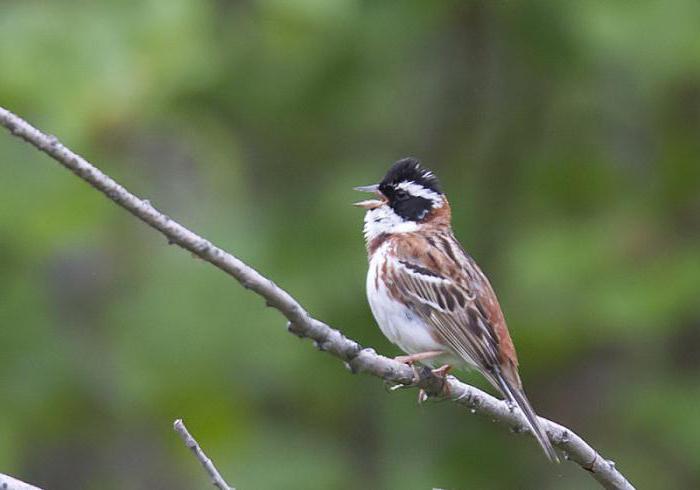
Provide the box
[1,1,699,489]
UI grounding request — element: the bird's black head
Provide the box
[377,158,443,222]
[379,158,442,195]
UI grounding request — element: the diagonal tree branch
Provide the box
[0,106,635,490]
[174,419,234,490]
[0,473,43,490]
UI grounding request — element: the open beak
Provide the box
[353,184,385,210]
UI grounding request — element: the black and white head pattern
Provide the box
[379,158,443,222]
[363,158,444,242]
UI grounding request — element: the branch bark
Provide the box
[174,419,234,490]
[0,106,635,490]
[0,473,43,490]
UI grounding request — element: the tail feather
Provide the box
[493,372,559,463]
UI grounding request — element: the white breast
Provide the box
[366,243,445,357]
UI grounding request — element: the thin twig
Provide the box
[0,106,635,490]
[173,419,234,490]
[0,473,43,490]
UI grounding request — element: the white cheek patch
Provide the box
[391,221,420,233]
[361,180,443,244]
[363,205,419,242]
[395,181,444,207]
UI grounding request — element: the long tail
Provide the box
[493,371,559,463]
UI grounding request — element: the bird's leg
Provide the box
[431,364,451,377]
[395,352,436,395]
[392,351,448,403]
[394,350,445,365]
[417,389,429,404]
[429,364,452,397]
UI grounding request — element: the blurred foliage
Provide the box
[1,1,699,489]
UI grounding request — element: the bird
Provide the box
[354,157,558,462]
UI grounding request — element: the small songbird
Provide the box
[355,158,558,462]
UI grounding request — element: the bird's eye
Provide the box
[395,189,409,201]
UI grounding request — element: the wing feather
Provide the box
[383,233,559,461]
[388,256,501,371]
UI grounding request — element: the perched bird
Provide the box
[355,158,558,462]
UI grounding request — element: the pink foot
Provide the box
[431,364,452,377]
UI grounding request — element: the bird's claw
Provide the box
[431,364,451,378]
[417,389,429,404]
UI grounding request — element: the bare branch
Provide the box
[0,106,635,490]
[174,419,234,490]
[0,473,43,490]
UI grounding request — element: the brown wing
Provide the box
[387,232,521,387]
[386,232,558,461]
